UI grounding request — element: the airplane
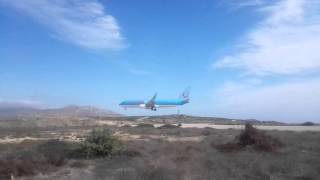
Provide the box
[119,88,190,111]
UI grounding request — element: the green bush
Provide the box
[77,129,122,158]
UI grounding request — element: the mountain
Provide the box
[0,107,38,119]
[39,105,122,118]
[0,105,121,120]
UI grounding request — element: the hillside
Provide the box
[0,105,121,120]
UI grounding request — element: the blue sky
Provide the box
[1,0,320,122]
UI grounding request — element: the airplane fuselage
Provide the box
[119,99,189,110]
[119,88,190,111]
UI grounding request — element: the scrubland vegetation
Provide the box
[215,124,283,152]
[0,123,319,180]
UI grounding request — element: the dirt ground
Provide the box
[0,117,319,180]
[178,123,320,131]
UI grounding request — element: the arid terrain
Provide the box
[0,108,319,180]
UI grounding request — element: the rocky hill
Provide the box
[0,105,121,120]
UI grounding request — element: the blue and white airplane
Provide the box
[119,88,190,111]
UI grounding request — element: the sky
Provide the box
[0,0,320,122]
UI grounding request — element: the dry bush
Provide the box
[0,139,85,178]
[1,123,319,179]
[0,140,71,178]
[73,128,319,180]
[301,122,315,126]
[120,149,142,157]
[238,123,283,151]
[157,124,180,129]
[136,123,154,128]
[201,128,212,136]
[0,154,39,178]
[215,143,242,153]
[215,123,283,152]
[0,129,123,178]
[36,139,71,166]
[68,160,87,168]
[133,165,183,180]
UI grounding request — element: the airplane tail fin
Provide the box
[146,93,157,106]
[179,87,190,100]
[150,93,157,102]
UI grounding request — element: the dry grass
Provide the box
[0,140,71,179]
[86,126,320,180]
[0,124,319,180]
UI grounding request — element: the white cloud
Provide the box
[212,79,320,122]
[1,0,126,50]
[226,0,266,9]
[211,0,320,122]
[213,0,320,76]
[0,99,42,109]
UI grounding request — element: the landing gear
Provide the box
[151,107,157,111]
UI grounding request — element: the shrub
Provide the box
[36,139,70,166]
[134,166,183,180]
[215,123,283,152]
[201,128,211,136]
[69,160,87,168]
[301,122,315,126]
[76,129,123,158]
[158,124,179,129]
[137,123,154,128]
[0,140,70,178]
[0,161,31,178]
[238,123,283,151]
[215,143,242,153]
[120,149,142,157]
